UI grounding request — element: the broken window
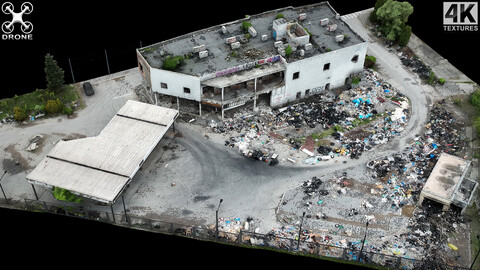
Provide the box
[351,55,359,63]
[161,82,168,89]
[293,71,300,80]
[184,87,191,94]
[296,92,301,99]
[323,63,330,71]
[325,83,330,90]
[305,89,310,96]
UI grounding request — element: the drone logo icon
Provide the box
[2,2,33,34]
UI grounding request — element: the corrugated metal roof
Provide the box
[26,100,178,204]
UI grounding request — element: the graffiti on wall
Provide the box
[214,55,282,78]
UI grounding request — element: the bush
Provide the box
[63,105,73,116]
[470,89,480,107]
[14,106,27,122]
[162,55,184,71]
[52,186,83,203]
[364,55,377,68]
[276,14,284,19]
[285,45,292,57]
[475,117,480,135]
[438,78,446,84]
[45,99,64,114]
[241,21,252,32]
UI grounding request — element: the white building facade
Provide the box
[136,2,367,118]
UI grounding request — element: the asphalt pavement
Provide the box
[0,9,465,237]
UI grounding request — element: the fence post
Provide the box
[238,230,243,244]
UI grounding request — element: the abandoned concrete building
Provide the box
[136,2,368,118]
[418,153,477,212]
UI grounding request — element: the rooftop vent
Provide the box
[320,18,329,26]
[327,24,337,32]
[221,25,227,34]
[335,34,344,42]
[193,45,206,53]
[225,36,237,44]
[248,26,257,37]
[199,50,209,59]
[231,41,241,49]
[298,13,306,20]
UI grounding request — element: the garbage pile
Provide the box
[400,56,431,80]
[210,68,411,163]
[403,200,470,265]
[366,101,467,210]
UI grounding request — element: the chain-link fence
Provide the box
[16,198,470,270]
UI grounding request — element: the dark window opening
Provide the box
[351,55,359,63]
[305,89,310,96]
[161,82,168,89]
[325,83,330,90]
[184,87,191,94]
[296,92,301,99]
[323,63,330,71]
[293,71,300,80]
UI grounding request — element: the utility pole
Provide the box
[215,199,223,240]
[297,211,306,250]
[105,49,110,75]
[358,221,370,261]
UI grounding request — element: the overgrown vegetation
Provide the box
[471,89,480,135]
[162,55,184,71]
[241,21,252,33]
[369,0,413,47]
[0,53,81,122]
[364,55,377,69]
[285,45,293,57]
[52,186,83,203]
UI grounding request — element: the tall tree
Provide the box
[376,0,414,41]
[369,0,389,22]
[44,53,65,93]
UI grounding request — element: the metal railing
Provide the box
[3,198,469,270]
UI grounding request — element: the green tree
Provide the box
[376,0,414,41]
[369,0,389,22]
[44,53,65,93]
[397,24,412,47]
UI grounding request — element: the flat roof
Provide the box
[26,100,178,204]
[421,153,470,202]
[138,2,365,77]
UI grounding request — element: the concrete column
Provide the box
[176,97,180,111]
[417,193,424,206]
[254,77,257,110]
[222,105,224,120]
[221,87,224,103]
[199,102,202,116]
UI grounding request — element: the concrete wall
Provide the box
[271,41,368,107]
[149,67,202,102]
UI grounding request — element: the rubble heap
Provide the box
[211,69,411,163]
[367,101,468,210]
